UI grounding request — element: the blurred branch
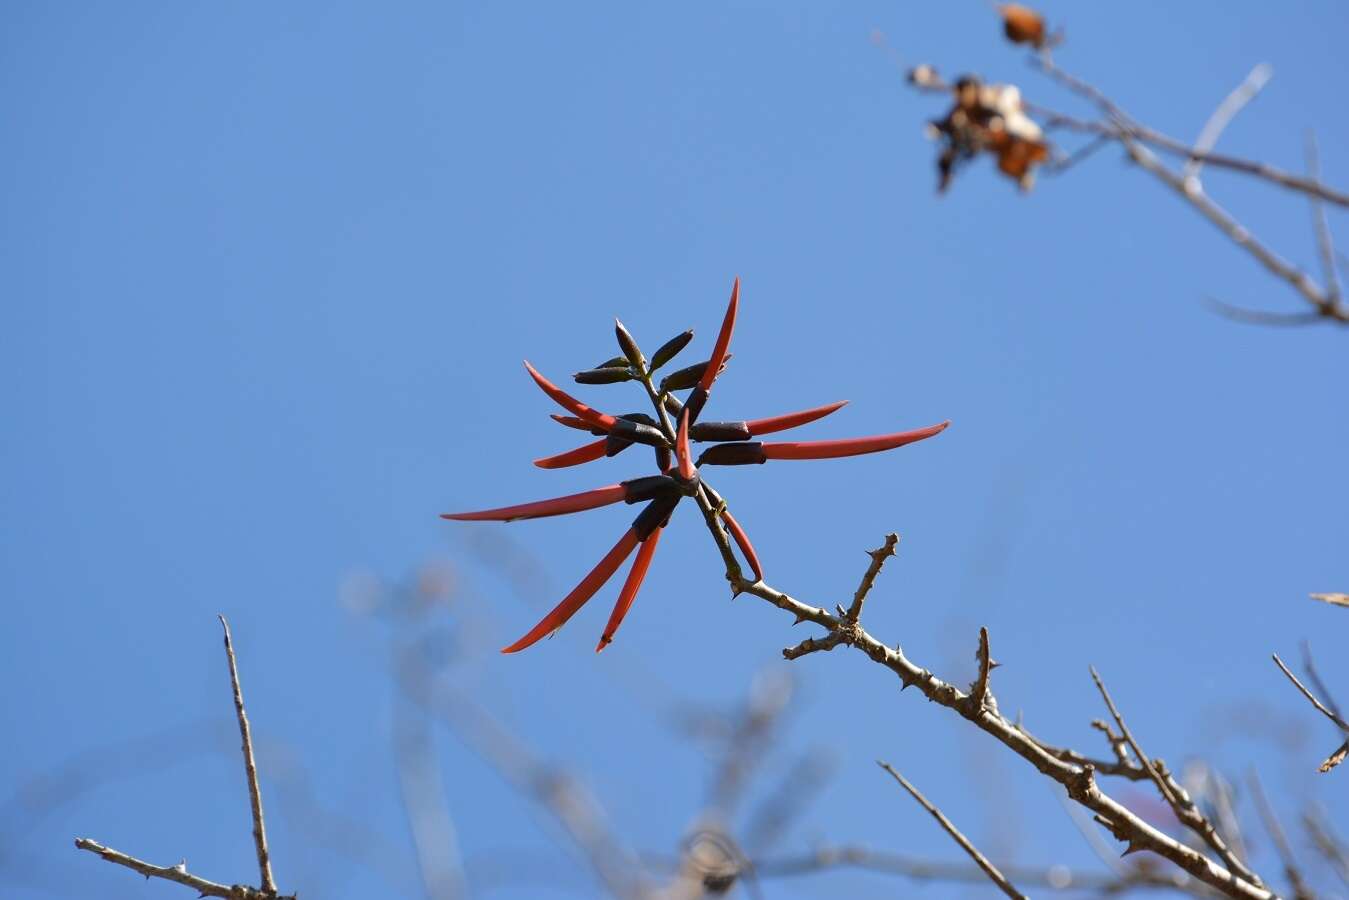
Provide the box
[1247,772,1314,900]
[877,762,1028,899]
[220,616,278,894]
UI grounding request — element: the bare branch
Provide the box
[219,616,277,894]
[753,843,1197,893]
[1303,806,1349,889]
[1271,653,1349,773]
[1300,641,1342,721]
[1123,137,1348,324]
[1089,667,1261,886]
[876,762,1028,900]
[1310,592,1349,608]
[970,627,994,713]
[1305,131,1342,304]
[73,838,264,899]
[1247,772,1314,900]
[1184,64,1273,186]
[845,532,898,623]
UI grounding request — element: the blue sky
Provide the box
[4,2,1348,898]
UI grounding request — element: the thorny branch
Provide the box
[692,524,1279,897]
[74,619,292,899]
[877,762,1028,899]
[220,616,278,894]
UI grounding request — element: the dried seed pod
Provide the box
[574,367,633,385]
[614,319,646,370]
[998,4,1046,48]
[689,421,752,443]
[697,442,768,467]
[649,329,694,371]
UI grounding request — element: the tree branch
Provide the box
[876,762,1028,900]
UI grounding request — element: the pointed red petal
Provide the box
[442,483,626,522]
[523,361,617,431]
[697,277,739,392]
[760,421,949,460]
[502,528,640,653]
[533,438,608,469]
[596,527,663,651]
[721,510,763,583]
[550,414,596,432]
[676,408,695,481]
[745,401,849,437]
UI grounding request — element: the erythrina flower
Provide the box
[442,278,949,653]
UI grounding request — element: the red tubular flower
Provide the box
[675,409,695,482]
[442,483,628,522]
[596,526,663,651]
[534,438,608,469]
[551,414,602,433]
[445,276,950,652]
[761,421,949,459]
[684,278,739,422]
[745,400,848,437]
[721,510,763,583]
[524,360,618,431]
[501,528,641,653]
[699,278,738,393]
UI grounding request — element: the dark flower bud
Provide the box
[605,432,634,457]
[614,319,646,370]
[689,421,751,442]
[654,446,672,471]
[594,355,629,369]
[660,360,710,392]
[632,493,680,539]
[609,417,669,449]
[649,329,694,371]
[621,475,679,503]
[574,367,634,385]
[696,442,767,466]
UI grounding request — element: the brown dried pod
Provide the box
[999,4,1046,48]
[689,421,752,443]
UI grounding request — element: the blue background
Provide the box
[4,2,1348,897]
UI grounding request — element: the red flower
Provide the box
[443,278,949,653]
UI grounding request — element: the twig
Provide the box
[1305,131,1342,304]
[1272,653,1349,773]
[876,762,1028,900]
[1089,667,1261,887]
[845,533,898,623]
[1028,53,1349,208]
[753,842,1196,893]
[220,616,277,894]
[394,705,467,900]
[1310,592,1349,608]
[971,627,994,713]
[1123,137,1348,324]
[73,838,264,899]
[1300,641,1342,721]
[1184,64,1273,185]
[1247,772,1314,900]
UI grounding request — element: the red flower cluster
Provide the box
[443,279,949,653]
